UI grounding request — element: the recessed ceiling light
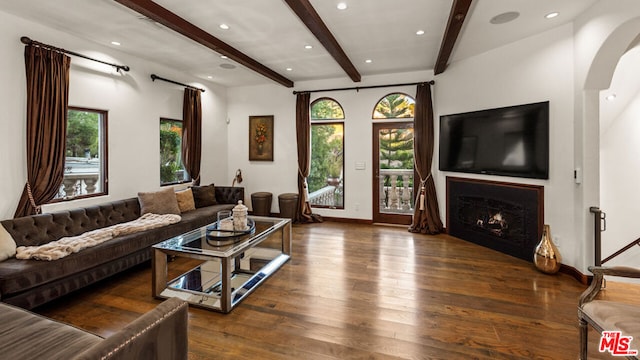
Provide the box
[111,41,121,46]
[416,30,425,36]
[337,3,347,10]
[219,24,230,30]
[606,94,616,101]
[545,12,559,19]
[286,67,293,71]
[304,45,313,49]
[207,76,213,79]
[490,11,520,25]
[220,55,228,59]
[365,59,373,63]
[220,63,236,70]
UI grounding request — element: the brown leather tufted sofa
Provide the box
[0,186,244,309]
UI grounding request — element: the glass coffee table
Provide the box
[152,216,291,313]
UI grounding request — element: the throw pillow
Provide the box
[175,188,196,213]
[138,188,181,215]
[0,224,17,262]
[191,183,217,208]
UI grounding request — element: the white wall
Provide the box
[573,0,640,272]
[600,91,640,265]
[4,1,640,274]
[599,44,640,267]
[226,84,297,208]
[0,10,229,219]
[227,25,581,267]
[227,71,433,217]
[435,24,577,264]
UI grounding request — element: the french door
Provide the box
[372,122,415,225]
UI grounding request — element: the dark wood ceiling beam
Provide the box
[434,0,473,75]
[284,0,361,82]
[114,0,294,87]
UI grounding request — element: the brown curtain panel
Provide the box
[295,92,322,223]
[409,83,444,234]
[14,45,71,218]
[182,88,202,186]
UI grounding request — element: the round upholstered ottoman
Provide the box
[278,193,299,221]
[250,192,272,216]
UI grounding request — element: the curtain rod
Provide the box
[20,36,130,72]
[292,80,434,95]
[150,74,205,93]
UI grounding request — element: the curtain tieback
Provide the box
[26,182,42,214]
[418,173,432,211]
[297,168,310,203]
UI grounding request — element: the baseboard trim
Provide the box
[559,264,589,285]
[322,216,373,224]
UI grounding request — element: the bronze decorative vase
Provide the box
[534,224,562,274]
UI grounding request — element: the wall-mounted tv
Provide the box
[439,101,549,179]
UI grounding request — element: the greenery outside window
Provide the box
[52,107,108,201]
[160,118,190,186]
[372,93,415,119]
[309,98,345,209]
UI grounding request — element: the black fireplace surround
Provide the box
[446,177,543,261]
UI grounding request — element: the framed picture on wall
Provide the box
[249,115,274,161]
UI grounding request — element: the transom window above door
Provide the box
[372,93,415,119]
[311,97,345,120]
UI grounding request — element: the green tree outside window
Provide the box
[160,119,189,185]
[309,98,345,209]
[373,93,415,119]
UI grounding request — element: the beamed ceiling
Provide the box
[0,0,598,88]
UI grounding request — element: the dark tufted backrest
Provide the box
[215,186,244,205]
[1,198,141,247]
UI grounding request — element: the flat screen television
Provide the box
[439,101,549,179]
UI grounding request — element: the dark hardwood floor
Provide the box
[35,222,639,359]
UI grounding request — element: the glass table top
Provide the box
[154,216,289,258]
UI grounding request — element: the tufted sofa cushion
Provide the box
[216,186,244,205]
[1,199,140,248]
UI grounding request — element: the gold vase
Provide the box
[534,224,562,274]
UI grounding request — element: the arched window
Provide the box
[309,97,344,209]
[311,97,345,120]
[372,93,415,119]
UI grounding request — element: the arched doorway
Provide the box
[598,37,640,267]
[581,16,640,270]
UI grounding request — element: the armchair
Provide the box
[578,266,640,359]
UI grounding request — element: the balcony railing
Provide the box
[309,179,343,208]
[55,157,101,200]
[56,173,100,199]
[307,169,413,214]
[380,169,413,214]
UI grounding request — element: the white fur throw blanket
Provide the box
[16,213,181,261]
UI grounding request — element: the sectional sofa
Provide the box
[0,184,244,309]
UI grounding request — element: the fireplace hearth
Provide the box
[446,177,543,261]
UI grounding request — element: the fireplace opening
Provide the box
[446,177,543,261]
